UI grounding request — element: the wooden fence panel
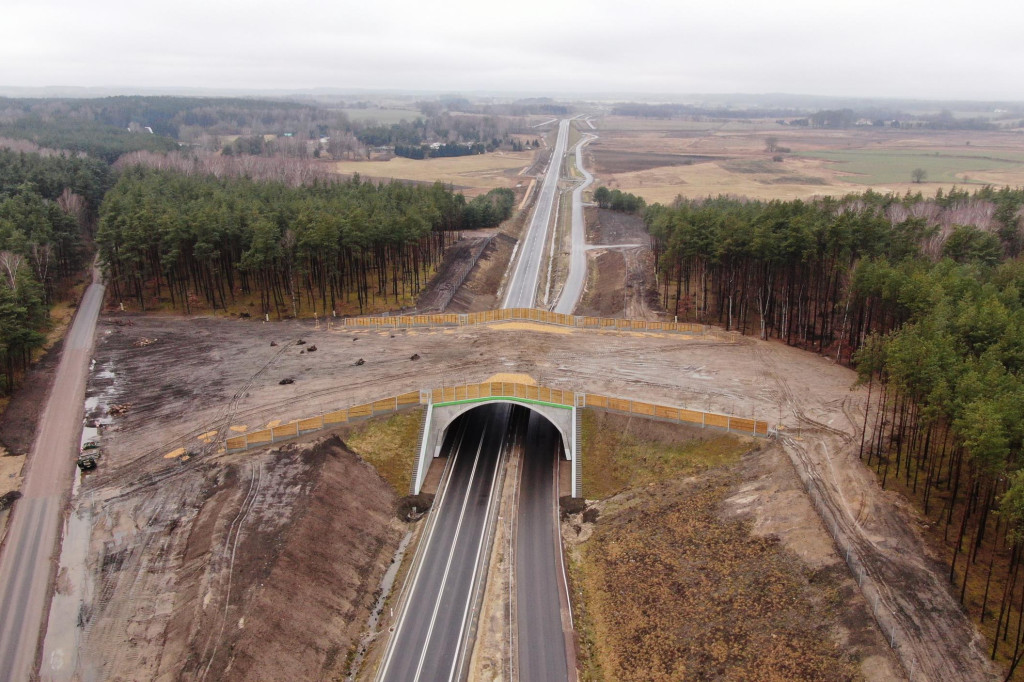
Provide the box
[349,403,373,418]
[705,413,729,429]
[630,401,656,416]
[678,409,704,424]
[324,409,348,425]
[608,397,632,412]
[248,429,272,444]
[654,405,679,420]
[729,417,755,433]
[372,398,396,412]
[272,422,298,438]
[298,416,323,432]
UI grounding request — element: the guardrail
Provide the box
[342,308,738,340]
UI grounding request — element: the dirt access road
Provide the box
[0,270,103,682]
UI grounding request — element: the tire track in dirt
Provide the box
[197,460,263,680]
[89,498,170,677]
[755,341,998,681]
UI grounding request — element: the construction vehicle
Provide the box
[78,440,100,470]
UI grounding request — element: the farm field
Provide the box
[333,149,536,195]
[341,107,422,124]
[588,115,1024,203]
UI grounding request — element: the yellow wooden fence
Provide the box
[223,380,769,454]
[342,307,735,339]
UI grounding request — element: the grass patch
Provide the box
[344,408,424,495]
[766,175,829,185]
[580,409,750,499]
[573,471,857,681]
[721,159,782,175]
[798,149,1024,184]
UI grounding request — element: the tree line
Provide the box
[593,186,645,213]
[96,168,515,317]
[393,142,486,160]
[0,149,111,394]
[644,185,1024,671]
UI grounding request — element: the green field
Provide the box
[798,149,1024,184]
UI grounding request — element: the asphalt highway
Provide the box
[503,119,570,310]
[516,412,570,681]
[378,404,513,682]
[0,270,104,681]
[553,133,597,315]
[379,118,577,681]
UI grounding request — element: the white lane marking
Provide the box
[553,440,574,628]
[449,405,513,682]
[504,120,570,309]
[412,425,489,681]
[377,421,467,680]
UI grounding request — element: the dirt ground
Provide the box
[446,233,517,312]
[576,208,660,320]
[566,412,903,680]
[589,116,1024,203]
[59,429,405,682]
[415,230,495,312]
[38,306,998,680]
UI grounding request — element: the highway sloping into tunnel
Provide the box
[516,412,571,681]
[378,404,514,682]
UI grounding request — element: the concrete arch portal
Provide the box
[413,398,579,497]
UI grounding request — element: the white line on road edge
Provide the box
[412,426,489,681]
[553,441,574,630]
[377,422,466,681]
[449,405,513,682]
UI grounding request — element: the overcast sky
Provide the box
[3,0,1024,100]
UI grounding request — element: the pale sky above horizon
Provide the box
[3,0,1024,101]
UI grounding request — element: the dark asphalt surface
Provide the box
[0,270,104,681]
[379,404,512,682]
[516,412,570,681]
[503,119,570,309]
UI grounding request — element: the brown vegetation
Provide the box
[570,414,866,681]
[589,117,1024,203]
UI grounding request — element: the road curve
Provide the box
[378,404,512,682]
[553,133,597,315]
[0,270,104,681]
[503,119,570,310]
